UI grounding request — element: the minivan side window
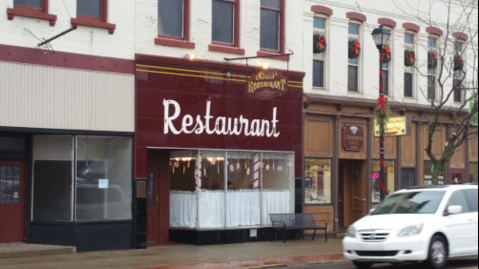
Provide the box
[464,189,479,212]
[447,190,470,214]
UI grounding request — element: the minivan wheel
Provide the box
[353,261,373,269]
[427,235,448,269]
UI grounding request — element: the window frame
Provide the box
[209,0,243,55]
[71,0,116,34]
[155,0,195,49]
[7,0,57,26]
[304,158,333,206]
[257,0,286,60]
[312,15,328,90]
[404,32,416,99]
[453,41,465,104]
[347,22,362,93]
[372,160,396,204]
[427,36,439,101]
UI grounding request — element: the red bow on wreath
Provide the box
[318,36,325,50]
[383,46,391,60]
[353,41,360,55]
[374,96,389,116]
[408,51,416,63]
[432,52,438,66]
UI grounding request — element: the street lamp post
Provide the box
[371,25,391,202]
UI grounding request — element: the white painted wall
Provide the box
[0,0,135,59]
[302,0,478,107]
[135,0,304,72]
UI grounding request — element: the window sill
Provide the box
[155,38,195,49]
[313,87,327,91]
[257,50,289,61]
[209,44,245,55]
[7,8,57,26]
[71,18,116,34]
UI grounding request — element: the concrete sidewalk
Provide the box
[0,239,344,269]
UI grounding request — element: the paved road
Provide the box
[271,259,478,269]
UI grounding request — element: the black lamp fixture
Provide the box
[371,25,391,50]
[371,24,391,203]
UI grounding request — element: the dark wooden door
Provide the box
[338,165,344,228]
[401,168,415,189]
[450,169,466,185]
[0,161,26,243]
[146,168,159,244]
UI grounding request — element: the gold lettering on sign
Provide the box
[246,71,289,99]
[248,79,287,93]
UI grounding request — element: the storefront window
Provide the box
[169,151,294,229]
[169,151,197,229]
[304,159,332,205]
[199,151,225,228]
[424,161,445,186]
[372,161,396,203]
[469,163,478,183]
[76,136,132,222]
[262,153,293,225]
[227,152,260,227]
[32,136,74,222]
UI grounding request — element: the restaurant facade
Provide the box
[133,55,304,247]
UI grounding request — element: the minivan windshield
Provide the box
[372,191,446,215]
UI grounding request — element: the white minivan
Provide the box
[343,184,478,269]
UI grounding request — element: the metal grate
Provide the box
[360,231,390,242]
[356,251,399,257]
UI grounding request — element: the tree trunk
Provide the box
[432,162,445,185]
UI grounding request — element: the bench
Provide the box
[270,213,328,243]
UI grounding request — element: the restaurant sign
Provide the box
[374,116,412,137]
[343,125,364,152]
[247,71,288,99]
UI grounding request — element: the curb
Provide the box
[136,253,344,269]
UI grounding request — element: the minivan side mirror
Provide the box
[446,205,463,216]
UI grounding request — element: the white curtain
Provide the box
[199,191,225,228]
[262,190,291,226]
[227,190,261,227]
[170,191,197,228]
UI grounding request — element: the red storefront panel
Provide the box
[134,56,304,179]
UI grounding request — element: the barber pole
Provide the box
[253,153,260,190]
[195,152,203,191]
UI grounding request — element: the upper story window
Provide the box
[8,0,57,26]
[427,37,438,100]
[212,0,238,46]
[313,17,327,89]
[77,0,101,18]
[381,27,393,97]
[453,41,464,103]
[348,23,361,93]
[158,0,185,38]
[260,0,283,52]
[404,33,415,98]
[71,0,115,34]
[14,0,42,9]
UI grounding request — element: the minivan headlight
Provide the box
[346,226,356,238]
[398,224,424,237]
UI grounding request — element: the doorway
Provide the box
[450,169,466,185]
[0,161,26,243]
[146,150,170,246]
[401,168,416,189]
[339,160,368,229]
